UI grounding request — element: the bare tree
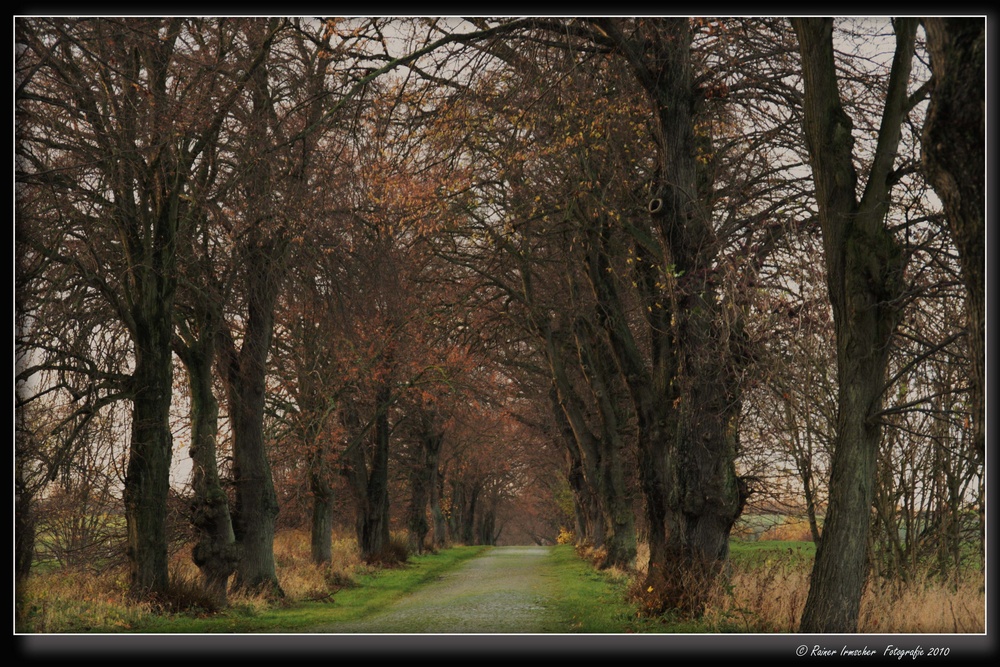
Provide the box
[16,18,269,596]
[792,16,919,633]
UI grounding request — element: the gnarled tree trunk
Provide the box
[178,333,239,606]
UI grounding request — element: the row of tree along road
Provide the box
[15,17,984,633]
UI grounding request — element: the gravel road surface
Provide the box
[309,546,561,633]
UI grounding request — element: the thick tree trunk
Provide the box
[598,440,637,568]
[572,320,637,569]
[564,445,598,545]
[293,327,337,565]
[549,371,606,550]
[124,333,175,597]
[921,17,985,474]
[229,364,282,595]
[588,204,744,613]
[462,485,480,545]
[477,504,497,546]
[15,488,35,581]
[406,464,431,554]
[224,241,284,596]
[447,479,463,542]
[123,212,181,595]
[14,423,37,583]
[674,293,745,563]
[183,342,238,606]
[226,22,288,597]
[793,17,915,633]
[15,456,36,629]
[589,18,745,613]
[406,487,430,554]
[550,385,599,547]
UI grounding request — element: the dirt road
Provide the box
[309,546,562,633]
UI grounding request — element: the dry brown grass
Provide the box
[700,558,985,633]
[17,566,152,632]
[270,529,363,601]
[858,572,986,633]
[702,553,812,632]
[630,540,985,633]
[18,528,367,632]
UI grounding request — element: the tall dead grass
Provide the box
[16,566,152,633]
[700,556,985,633]
[858,572,986,633]
[18,528,367,633]
[629,540,983,633]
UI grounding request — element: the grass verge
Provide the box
[109,546,486,633]
[546,545,666,633]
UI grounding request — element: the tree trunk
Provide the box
[342,386,394,563]
[431,465,448,548]
[123,300,176,597]
[182,340,239,606]
[14,449,36,630]
[590,18,745,613]
[14,485,35,581]
[225,21,288,597]
[674,291,745,566]
[223,238,284,596]
[477,504,497,546]
[550,384,600,547]
[407,423,443,554]
[406,463,431,555]
[572,318,637,569]
[792,17,915,633]
[229,354,282,596]
[462,483,480,545]
[921,17,985,475]
[310,471,334,564]
[447,479,463,542]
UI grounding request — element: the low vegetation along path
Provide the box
[311,546,563,633]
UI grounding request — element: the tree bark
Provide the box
[792,17,916,633]
[545,333,609,552]
[222,235,284,597]
[223,31,288,595]
[431,464,448,548]
[571,317,637,568]
[921,17,985,475]
[310,468,334,564]
[407,418,443,554]
[342,385,394,563]
[179,335,239,606]
[589,19,745,613]
[124,316,175,597]
[552,395,600,547]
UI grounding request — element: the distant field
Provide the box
[732,513,819,542]
[729,539,815,567]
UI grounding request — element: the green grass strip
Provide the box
[134,546,488,633]
[544,545,665,633]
